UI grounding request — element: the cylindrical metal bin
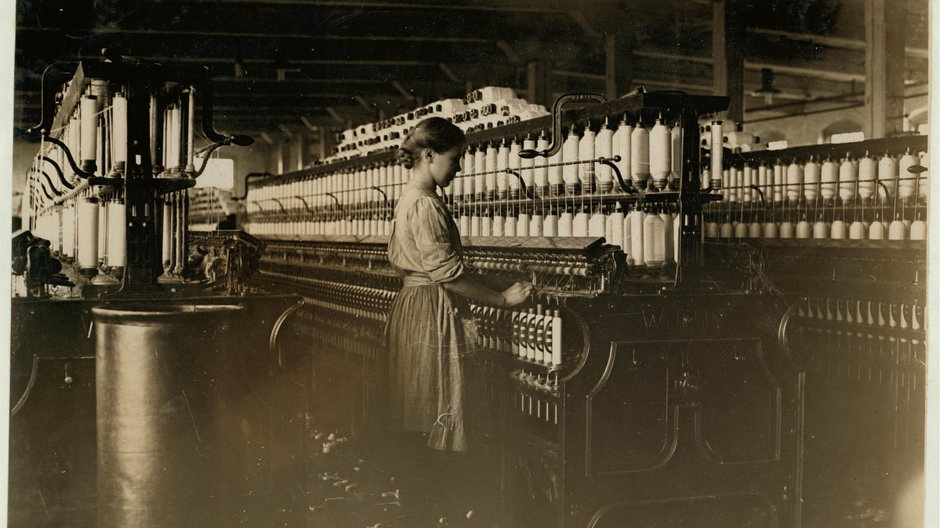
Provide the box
[92,304,244,528]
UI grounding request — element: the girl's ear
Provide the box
[424,148,435,163]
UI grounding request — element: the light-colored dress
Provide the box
[386,184,478,452]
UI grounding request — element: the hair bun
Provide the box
[395,147,415,169]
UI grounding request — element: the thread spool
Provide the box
[830,219,846,239]
[705,221,719,238]
[492,212,504,236]
[459,214,470,234]
[461,151,473,200]
[660,211,674,263]
[910,217,927,240]
[484,143,498,200]
[80,95,99,173]
[820,158,837,202]
[643,214,665,267]
[868,217,885,240]
[77,197,99,274]
[849,221,866,240]
[719,218,733,239]
[578,128,596,193]
[623,213,633,261]
[111,93,128,171]
[671,123,682,184]
[672,212,680,263]
[888,216,907,240]
[562,129,580,194]
[631,123,650,189]
[517,210,530,237]
[858,152,875,201]
[709,120,723,190]
[548,136,564,196]
[588,207,605,237]
[165,104,182,172]
[838,155,857,202]
[786,161,803,202]
[763,221,778,239]
[595,119,613,192]
[742,164,753,202]
[474,147,486,200]
[749,221,762,238]
[735,220,750,239]
[573,207,589,236]
[481,210,492,236]
[779,220,794,239]
[559,209,573,237]
[650,117,671,191]
[918,151,928,200]
[470,214,481,236]
[613,117,633,189]
[878,154,897,200]
[630,208,645,265]
[803,157,820,201]
[529,212,543,236]
[544,210,558,236]
[608,205,624,249]
[520,136,534,191]
[97,201,108,263]
[772,160,784,203]
[534,135,549,195]
[796,216,810,239]
[812,218,828,239]
[898,149,917,203]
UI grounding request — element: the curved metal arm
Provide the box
[37,170,63,197]
[371,186,391,209]
[270,299,306,368]
[233,172,274,200]
[199,78,253,146]
[518,92,607,159]
[505,170,529,197]
[598,155,632,193]
[268,198,288,215]
[35,173,56,201]
[25,62,75,137]
[875,179,890,200]
[749,184,766,204]
[295,196,315,213]
[43,136,95,179]
[11,355,40,416]
[193,137,256,177]
[41,155,74,190]
[325,192,348,217]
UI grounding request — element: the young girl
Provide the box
[385,117,531,525]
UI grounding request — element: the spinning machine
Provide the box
[10,59,307,527]
[245,88,810,527]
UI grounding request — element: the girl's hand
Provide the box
[501,282,534,307]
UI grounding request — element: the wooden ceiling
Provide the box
[14,0,929,140]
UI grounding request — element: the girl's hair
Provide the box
[395,117,465,169]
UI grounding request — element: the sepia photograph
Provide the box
[5,0,938,527]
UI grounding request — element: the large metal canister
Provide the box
[92,304,245,527]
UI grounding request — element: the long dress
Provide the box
[386,184,478,452]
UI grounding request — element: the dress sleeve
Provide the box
[408,196,466,283]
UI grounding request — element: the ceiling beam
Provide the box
[748,27,929,60]
[568,11,602,39]
[18,26,491,44]
[133,0,565,14]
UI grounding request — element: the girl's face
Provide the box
[425,145,464,188]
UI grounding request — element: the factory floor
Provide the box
[303,428,500,528]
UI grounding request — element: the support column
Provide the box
[712,0,745,123]
[527,60,551,108]
[864,0,905,138]
[605,34,633,99]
